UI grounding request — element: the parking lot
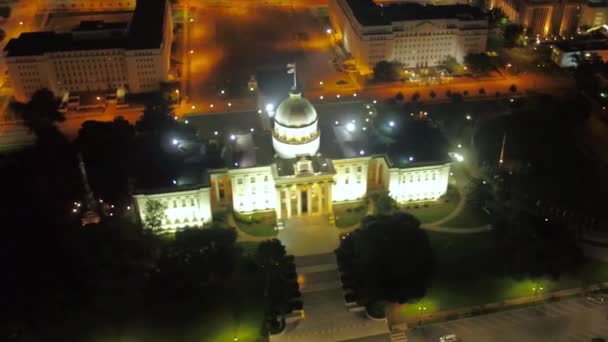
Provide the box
[408,296,608,342]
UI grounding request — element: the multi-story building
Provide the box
[3,0,171,102]
[133,88,452,230]
[329,0,488,73]
[489,0,584,37]
[550,34,608,66]
[580,0,608,28]
[38,0,136,12]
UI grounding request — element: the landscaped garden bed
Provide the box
[334,201,368,228]
[234,211,278,237]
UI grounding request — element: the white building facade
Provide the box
[133,90,451,230]
[38,0,136,12]
[3,0,172,102]
[329,0,488,74]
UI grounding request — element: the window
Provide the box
[345,178,350,185]
[173,200,177,208]
[182,199,186,207]
[250,177,256,183]
[264,175,268,182]
[357,166,362,172]
[190,198,195,206]
[357,175,362,184]
[345,167,350,173]
[237,178,243,185]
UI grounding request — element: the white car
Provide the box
[586,296,605,304]
[440,334,459,342]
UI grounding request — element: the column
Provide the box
[286,186,292,218]
[375,161,381,185]
[326,181,333,213]
[296,186,302,216]
[307,184,312,216]
[317,183,323,214]
[275,188,282,220]
[214,177,220,203]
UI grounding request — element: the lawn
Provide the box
[334,201,368,228]
[234,211,278,237]
[441,205,492,228]
[403,186,460,224]
[397,231,608,319]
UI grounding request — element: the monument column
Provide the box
[375,161,381,185]
[286,187,292,218]
[296,186,302,216]
[275,188,282,220]
[317,183,323,214]
[307,183,312,216]
[214,177,220,203]
[326,181,333,213]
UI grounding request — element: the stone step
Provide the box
[390,330,408,342]
[295,252,337,267]
[297,263,338,274]
[300,280,342,293]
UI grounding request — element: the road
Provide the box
[407,296,608,342]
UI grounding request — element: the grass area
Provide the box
[234,211,278,237]
[403,187,460,224]
[334,201,368,228]
[397,231,608,319]
[441,205,492,228]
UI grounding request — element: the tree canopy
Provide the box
[493,213,583,279]
[336,213,435,304]
[12,88,65,135]
[504,24,525,47]
[373,60,402,82]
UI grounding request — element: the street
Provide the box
[408,297,608,342]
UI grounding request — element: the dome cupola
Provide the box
[272,89,320,159]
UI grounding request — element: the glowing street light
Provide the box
[214,131,219,135]
[320,95,324,100]
[389,121,395,127]
[373,100,377,104]
[359,149,365,155]
[191,105,196,110]
[319,81,324,85]
[230,134,236,140]
[189,50,194,54]
[250,128,255,132]
[220,89,225,94]
[346,122,356,132]
[228,102,232,107]
[335,120,339,125]
[185,120,189,124]
[409,156,414,161]
[466,114,472,120]
[457,144,462,148]
[209,104,214,108]
[265,103,274,112]
[250,87,255,91]
[353,93,357,97]
[172,138,179,145]
[172,180,177,185]
[326,28,332,34]
[336,94,341,98]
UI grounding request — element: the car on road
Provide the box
[440,334,459,342]
[586,296,605,304]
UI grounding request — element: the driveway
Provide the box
[278,215,340,256]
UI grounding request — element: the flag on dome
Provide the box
[286,63,296,74]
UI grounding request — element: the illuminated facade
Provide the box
[133,90,451,231]
[489,0,584,36]
[3,0,172,102]
[580,1,608,28]
[39,0,136,12]
[329,0,488,74]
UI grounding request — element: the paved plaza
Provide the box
[408,297,608,342]
[272,216,391,342]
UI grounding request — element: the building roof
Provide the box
[4,0,167,57]
[344,0,486,26]
[274,90,318,128]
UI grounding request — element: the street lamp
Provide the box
[326,28,332,34]
[346,122,356,132]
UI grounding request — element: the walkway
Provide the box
[272,216,391,342]
[421,224,492,234]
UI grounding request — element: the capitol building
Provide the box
[133,89,452,230]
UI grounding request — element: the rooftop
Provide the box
[4,0,167,57]
[553,37,608,52]
[344,0,486,26]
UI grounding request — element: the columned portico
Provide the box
[277,180,333,219]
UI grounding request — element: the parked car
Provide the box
[586,296,605,304]
[440,334,459,342]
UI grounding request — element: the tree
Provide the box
[493,213,583,279]
[77,117,136,204]
[373,60,402,82]
[143,199,166,231]
[372,191,399,215]
[395,92,404,101]
[12,88,65,134]
[411,92,421,102]
[465,53,495,74]
[256,239,293,318]
[464,178,493,209]
[336,213,435,304]
[509,84,517,93]
[429,90,437,99]
[463,90,469,96]
[135,96,176,133]
[479,87,486,95]
[488,8,508,27]
[504,24,525,47]
[442,56,463,74]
